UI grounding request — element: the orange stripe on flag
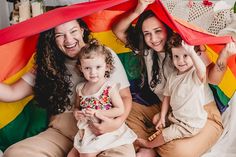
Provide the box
[84,10,125,32]
[0,35,38,82]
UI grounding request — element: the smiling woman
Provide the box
[1,18,135,157]
[142,16,168,52]
[54,20,86,59]
[112,0,235,157]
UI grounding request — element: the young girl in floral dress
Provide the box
[67,39,137,157]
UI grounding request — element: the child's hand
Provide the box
[135,0,155,14]
[182,41,195,55]
[73,110,85,121]
[155,117,165,130]
[84,108,97,117]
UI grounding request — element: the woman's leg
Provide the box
[126,102,161,139]
[98,144,135,157]
[157,102,223,157]
[4,128,73,157]
[4,112,78,157]
[126,102,161,156]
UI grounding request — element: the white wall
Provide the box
[226,0,235,6]
[0,1,11,29]
[44,0,90,6]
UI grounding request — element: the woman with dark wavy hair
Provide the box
[34,19,91,115]
[112,0,235,157]
[0,19,135,157]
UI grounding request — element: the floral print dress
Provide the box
[73,81,137,153]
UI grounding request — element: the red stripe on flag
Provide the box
[0,0,234,81]
[0,0,129,46]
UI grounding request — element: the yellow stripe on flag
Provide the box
[206,46,236,98]
[92,30,131,54]
[0,54,35,129]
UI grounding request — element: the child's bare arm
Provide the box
[156,96,170,129]
[182,42,206,82]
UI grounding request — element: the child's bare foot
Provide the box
[135,138,152,148]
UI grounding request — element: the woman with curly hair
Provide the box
[0,19,135,157]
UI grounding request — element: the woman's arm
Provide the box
[112,0,154,43]
[114,87,132,122]
[0,78,33,102]
[207,42,236,84]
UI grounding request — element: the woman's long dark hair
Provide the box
[34,19,91,115]
[126,10,173,88]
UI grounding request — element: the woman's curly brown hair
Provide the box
[34,19,91,115]
[77,38,114,78]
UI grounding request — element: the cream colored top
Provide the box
[164,68,207,128]
[144,50,174,101]
[144,49,214,104]
[22,48,130,107]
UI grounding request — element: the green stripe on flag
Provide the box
[118,52,141,80]
[0,99,48,151]
[210,84,230,106]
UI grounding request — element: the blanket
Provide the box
[203,92,236,157]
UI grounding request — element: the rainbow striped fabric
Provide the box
[0,0,235,151]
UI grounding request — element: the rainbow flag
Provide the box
[0,0,235,151]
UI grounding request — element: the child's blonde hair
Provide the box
[77,38,114,78]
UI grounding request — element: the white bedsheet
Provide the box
[203,92,236,157]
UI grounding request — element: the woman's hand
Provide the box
[88,113,122,136]
[135,0,155,15]
[221,42,236,58]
